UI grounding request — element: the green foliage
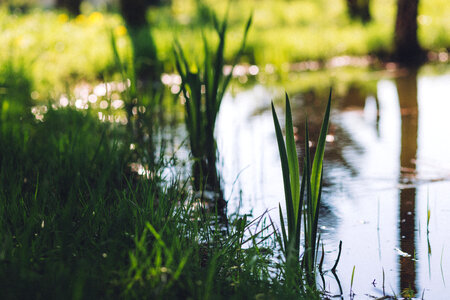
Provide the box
[0,8,129,96]
[0,52,302,300]
[271,90,331,289]
[1,0,450,96]
[0,89,282,299]
[174,7,252,191]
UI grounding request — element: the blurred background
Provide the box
[1,0,450,298]
[1,0,449,96]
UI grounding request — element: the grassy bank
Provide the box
[1,0,448,297]
[0,70,292,298]
[0,50,332,297]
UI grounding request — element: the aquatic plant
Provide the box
[272,90,331,288]
[174,7,252,201]
[110,30,166,172]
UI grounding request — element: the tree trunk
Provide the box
[56,0,81,15]
[119,0,167,28]
[119,0,148,28]
[394,0,425,65]
[346,0,371,23]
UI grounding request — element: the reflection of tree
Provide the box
[395,69,418,295]
[294,85,378,183]
[292,85,378,227]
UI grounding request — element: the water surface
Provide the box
[217,65,450,299]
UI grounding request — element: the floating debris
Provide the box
[394,247,411,258]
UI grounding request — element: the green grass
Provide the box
[152,0,450,67]
[174,7,251,195]
[0,7,130,96]
[272,91,331,290]
[2,0,450,98]
[0,89,264,299]
[3,0,449,297]
[0,61,321,299]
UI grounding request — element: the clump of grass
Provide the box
[1,48,303,300]
[0,80,284,299]
[110,29,167,172]
[271,90,331,289]
[174,6,252,204]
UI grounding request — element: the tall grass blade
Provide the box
[332,240,343,272]
[350,265,356,290]
[271,89,333,291]
[285,93,300,220]
[279,204,288,251]
[310,89,331,213]
[174,6,252,198]
[271,102,295,235]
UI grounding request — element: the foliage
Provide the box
[0,59,323,299]
[174,7,252,192]
[271,91,331,289]
[1,0,450,96]
[0,8,129,96]
[0,68,285,299]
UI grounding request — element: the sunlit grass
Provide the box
[0,63,288,299]
[0,8,130,96]
[1,0,450,98]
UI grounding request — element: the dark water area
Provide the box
[217,64,450,298]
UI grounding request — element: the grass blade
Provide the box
[285,93,300,221]
[310,89,331,213]
[271,102,295,236]
[279,204,288,253]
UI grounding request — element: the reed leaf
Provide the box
[174,6,251,194]
[271,102,295,235]
[272,89,332,290]
[285,93,300,221]
[310,89,331,213]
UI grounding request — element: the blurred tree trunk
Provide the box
[119,0,148,28]
[119,0,166,28]
[118,0,160,80]
[346,0,371,23]
[394,0,425,65]
[56,0,81,15]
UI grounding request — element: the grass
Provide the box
[174,6,251,198]
[0,7,130,96]
[271,91,331,290]
[2,0,450,97]
[4,0,448,297]
[0,54,322,299]
[152,0,450,66]
[0,71,275,299]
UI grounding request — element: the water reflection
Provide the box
[218,65,450,298]
[396,69,419,295]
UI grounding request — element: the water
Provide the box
[216,65,450,298]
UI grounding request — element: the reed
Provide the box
[174,7,252,200]
[272,90,331,288]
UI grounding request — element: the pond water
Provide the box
[216,65,450,298]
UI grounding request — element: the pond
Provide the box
[216,64,450,298]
